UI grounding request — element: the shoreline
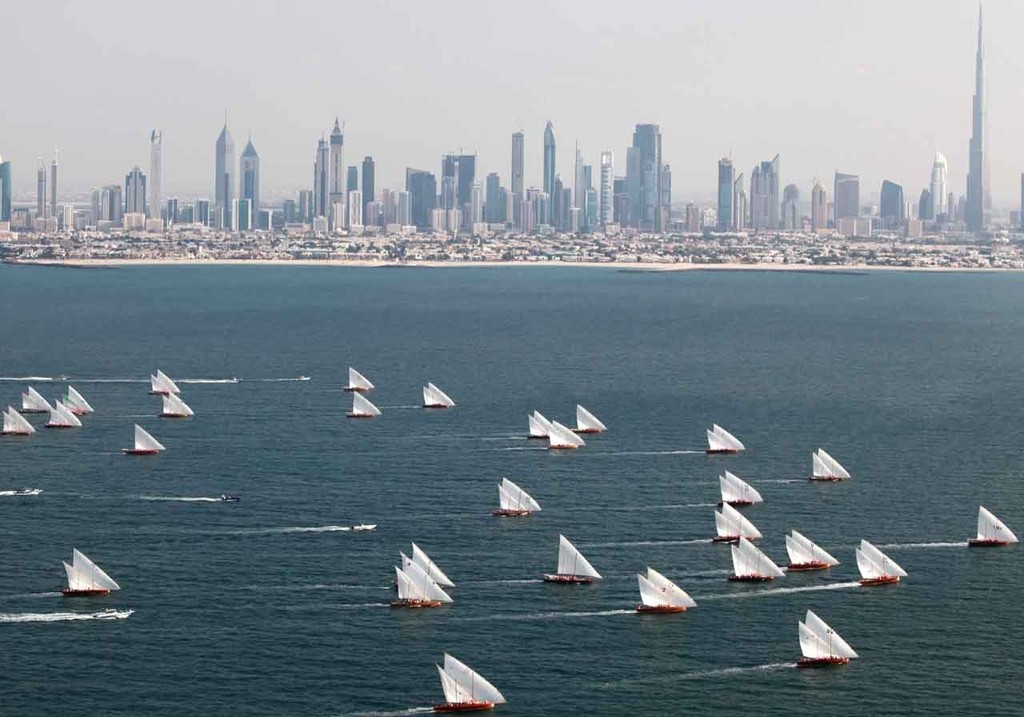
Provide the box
[1,258,1013,273]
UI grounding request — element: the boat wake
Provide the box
[0,490,42,497]
[588,449,705,456]
[757,479,805,484]
[254,525,353,534]
[878,541,967,549]
[140,496,222,503]
[0,609,134,623]
[0,376,56,382]
[0,591,61,601]
[178,378,239,384]
[251,377,312,382]
[340,708,433,717]
[698,581,861,602]
[610,503,717,512]
[457,608,635,622]
[597,662,794,689]
[580,539,711,548]
[334,602,390,610]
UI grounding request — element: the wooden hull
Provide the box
[526,434,548,440]
[712,535,741,543]
[729,574,776,582]
[718,500,756,507]
[492,509,531,517]
[160,413,190,418]
[62,588,111,597]
[423,404,452,409]
[68,409,91,416]
[707,449,740,455]
[390,599,443,608]
[346,413,377,419]
[547,445,580,450]
[968,539,1013,547]
[343,387,371,393]
[809,476,845,482]
[860,576,900,587]
[787,562,832,572]
[45,424,78,429]
[148,391,172,396]
[572,428,603,434]
[123,448,160,455]
[543,574,593,584]
[797,657,849,668]
[1,430,33,436]
[636,604,687,614]
[19,409,49,414]
[433,702,495,713]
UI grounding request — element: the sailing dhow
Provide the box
[785,530,840,571]
[2,407,36,436]
[797,610,859,668]
[62,549,122,597]
[493,478,542,517]
[968,507,1018,547]
[423,382,456,409]
[713,502,762,543]
[123,424,166,455]
[543,534,602,583]
[527,411,553,439]
[21,386,51,414]
[61,386,94,415]
[547,421,585,450]
[856,540,907,586]
[344,367,374,392]
[391,562,453,609]
[347,392,381,418]
[573,405,607,434]
[707,424,745,454]
[718,470,763,506]
[149,369,180,396]
[636,567,697,613]
[811,448,851,481]
[46,401,83,429]
[433,653,506,713]
[729,536,785,582]
[411,543,455,588]
[160,393,195,418]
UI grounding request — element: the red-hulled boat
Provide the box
[636,604,688,614]
[390,598,443,609]
[542,573,593,584]
[787,561,832,572]
[797,656,850,668]
[859,575,900,587]
[433,701,495,713]
[491,508,531,517]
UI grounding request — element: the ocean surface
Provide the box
[0,264,1021,716]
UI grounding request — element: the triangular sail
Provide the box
[424,382,455,407]
[556,535,601,578]
[437,665,474,704]
[152,370,181,394]
[548,421,585,448]
[575,405,607,432]
[68,549,121,591]
[716,503,762,539]
[499,478,541,512]
[709,424,745,451]
[411,543,454,587]
[815,449,850,479]
[48,402,83,427]
[162,393,194,416]
[977,506,1018,543]
[731,536,784,578]
[134,424,166,452]
[22,387,51,412]
[639,568,696,608]
[351,392,381,416]
[786,530,840,566]
[63,386,94,414]
[804,610,858,659]
[442,654,506,705]
[3,407,35,434]
[857,540,907,578]
[528,412,550,438]
[799,621,834,660]
[720,471,763,504]
[398,561,453,603]
[347,367,374,390]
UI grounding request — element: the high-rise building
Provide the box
[125,166,147,215]
[1020,174,1024,229]
[406,168,437,230]
[101,184,123,223]
[919,189,934,222]
[966,7,989,232]
[485,172,502,222]
[215,120,235,229]
[470,182,484,226]
[511,131,524,200]
[811,181,827,231]
[573,143,586,213]
[0,155,10,222]
[749,155,780,230]
[612,177,628,226]
[627,124,663,232]
[233,198,252,232]
[329,118,345,206]
[150,130,163,222]
[717,158,734,231]
[834,172,860,221]
[880,180,905,228]
[362,156,375,215]
[781,184,800,230]
[456,155,476,209]
[240,138,260,217]
[733,173,747,230]
[194,199,209,226]
[347,166,358,192]
[297,190,313,224]
[50,149,58,221]
[166,198,179,225]
[313,137,330,219]
[347,190,363,228]
[36,158,46,218]
[543,121,556,198]
[930,152,949,220]
[599,151,613,226]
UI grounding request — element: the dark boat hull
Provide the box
[968,539,1013,547]
[123,449,160,455]
[62,589,111,597]
[346,413,376,419]
[718,500,755,507]
[809,476,845,482]
[797,657,850,668]
[390,599,443,608]
[433,702,495,713]
[492,509,531,517]
[787,562,832,572]
[636,604,687,613]
[572,428,603,434]
[729,574,776,582]
[543,574,593,584]
[707,449,740,455]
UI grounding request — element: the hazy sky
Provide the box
[4,0,1022,206]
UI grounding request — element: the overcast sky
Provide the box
[3,0,1021,206]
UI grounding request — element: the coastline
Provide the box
[2,258,1012,273]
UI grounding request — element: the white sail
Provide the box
[811,452,830,478]
[977,506,1018,543]
[65,549,121,592]
[347,367,374,391]
[575,405,607,432]
[350,392,381,417]
[731,536,784,578]
[21,386,51,413]
[3,407,35,435]
[423,382,455,408]
[638,568,697,608]
[48,402,83,428]
[161,393,194,416]
[556,534,601,579]
[396,562,453,603]
[134,424,166,452]
[785,530,840,566]
[442,654,506,705]
[548,421,585,449]
[856,540,907,579]
[719,471,763,504]
[803,610,858,659]
[708,424,745,452]
[799,621,834,660]
[528,412,551,438]
[63,386,94,414]
[715,503,762,539]
[411,543,455,587]
[437,665,475,704]
[151,369,181,395]
[814,449,850,479]
[499,478,542,512]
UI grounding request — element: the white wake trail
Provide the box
[699,581,861,602]
[0,609,134,623]
[878,541,967,549]
[140,496,222,503]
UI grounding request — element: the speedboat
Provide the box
[353,524,377,531]
[15,487,42,496]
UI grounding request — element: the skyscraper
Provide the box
[750,155,780,230]
[0,155,11,222]
[240,138,260,216]
[880,180,905,228]
[717,158,734,231]
[919,189,934,222]
[811,181,827,231]
[406,168,437,230]
[573,143,586,213]
[485,172,502,222]
[599,151,613,226]
[215,120,235,229]
[150,130,163,221]
[733,173,747,230]
[834,172,860,221]
[628,124,663,232]
[362,156,375,215]
[511,131,524,200]
[781,183,800,230]
[966,7,988,232]
[347,166,358,192]
[543,122,556,198]
[456,155,476,209]
[50,149,58,221]
[329,118,345,203]
[36,158,46,218]
[313,136,329,219]
[930,152,949,220]
[125,166,147,215]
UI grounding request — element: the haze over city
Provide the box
[3,0,1023,206]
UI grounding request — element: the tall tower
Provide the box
[50,149,58,221]
[313,136,329,218]
[240,137,260,217]
[628,124,663,231]
[125,166,147,214]
[931,152,949,220]
[329,118,345,221]
[0,155,10,223]
[36,158,47,218]
[511,131,525,200]
[717,158,734,231]
[599,151,613,226]
[150,130,163,222]
[543,121,556,198]
[966,6,988,232]
[215,119,235,229]
[362,156,375,215]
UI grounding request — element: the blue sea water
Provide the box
[0,264,1021,716]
